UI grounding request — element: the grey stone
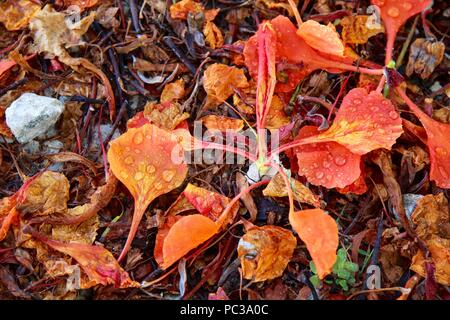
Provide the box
[5,93,65,143]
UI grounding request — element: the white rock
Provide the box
[5,93,65,143]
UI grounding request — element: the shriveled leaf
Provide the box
[406,38,445,79]
[265,95,290,129]
[161,79,186,103]
[169,0,203,20]
[340,15,384,44]
[289,209,338,279]
[161,214,219,269]
[28,230,139,288]
[107,124,188,261]
[0,205,19,242]
[203,21,224,49]
[411,193,449,241]
[143,102,189,131]
[263,172,322,208]
[256,0,299,17]
[295,126,362,189]
[411,236,450,286]
[203,63,249,107]
[17,171,69,217]
[236,173,258,222]
[0,0,41,31]
[297,20,345,57]
[201,115,244,132]
[308,88,403,155]
[238,225,296,282]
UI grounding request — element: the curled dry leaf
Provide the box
[15,171,69,219]
[46,152,98,176]
[203,21,224,49]
[305,88,403,155]
[262,172,322,208]
[169,0,203,20]
[0,0,41,31]
[398,89,450,188]
[238,225,296,282]
[128,102,189,131]
[200,115,244,132]
[203,63,249,107]
[154,183,240,269]
[265,95,290,129]
[28,229,139,288]
[406,38,445,79]
[107,123,188,261]
[295,126,362,189]
[289,209,338,279]
[409,194,449,286]
[296,20,345,57]
[236,172,258,222]
[161,79,186,103]
[340,15,385,44]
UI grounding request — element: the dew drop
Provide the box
[435,147,448,156]
[403,2,412,10]
[154,182,163,190]
[134,172,144,181]
[334,156,347,166]
[353,99,362,105]
[326,174,332,181]
[388,110,399,120]
[315,171,324,179]
[124,156,134,165]
[121,171,129,178]
[387,7,400,17]
[438,166,449,179]
[146,165,156,174]
[133,132,144,145]
[162,170,176,182]
[322,160,331,168]
[370,106,379,112]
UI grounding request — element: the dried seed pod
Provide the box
[406,38,445,79]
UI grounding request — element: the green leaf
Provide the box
[337,269,351,280]
[310,261,317,274]
[336,279,348,291]
[309,275,320,287]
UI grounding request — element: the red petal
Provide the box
[295,126,361,188]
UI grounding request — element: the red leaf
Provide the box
[295,126,362,189]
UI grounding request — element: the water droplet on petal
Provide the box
[435,147,448,156]
[121,171,129,178]
[124,156,134,165]
[353,99,362,105]
[162,170,176,182]
[387,7,400,17]
[322,160,331,168]
[438,166,449,179]
[334,156,347,166]
[315,171,324,179]
[133,132,144,145]
[388,110,399,120]
[154,182,163,190]
[146,165,156,174]
[403,2,412,10]
[134,171,144,181]
[370,106,379,112]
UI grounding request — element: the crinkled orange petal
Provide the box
[296,20,345,57]
[310,88,403,155]
[161,214,219,269]
[30,231,139,288]
[201,115,244,132]
[107,124,188,261]
[336,166,368,195]
[289,209,338,279]
[0,205,18,241]
[182,183,239,224]
[0,59,17,78]
[295,126,362,189]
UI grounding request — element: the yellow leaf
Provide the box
[341,15,384,44]
[0,0,41,31]
[161,79,186,103]
[203,21,224,49]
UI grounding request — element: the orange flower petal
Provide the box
[169,0,203,20]
[0,59,17,78]
[289,209,338,279]
[295,126,362,189]
[200,115,244,132]
[312,88,403,155]
[107,124,188,261]
[296,20,345,57]
[29,231,139,288]
[161,214,219,269]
